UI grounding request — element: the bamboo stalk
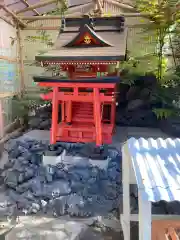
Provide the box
[21,12,149,21]
[22,15,63,20]
[116,12,150,17]
[20,0,40,16]
[105,0,135,11]
[0,92,17,98]
[4,118,20,135]
[66,2,93,14]
[24,23,148,30]
[24,26,60,30]
[96,0,103,14]
[16,0,56,14]
[0,5,27,27]
[17,27,25,95]
[0,127,24,144]
[0,56,17,63]
[20,2,93,20]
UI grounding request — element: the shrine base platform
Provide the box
[56,122,114,144]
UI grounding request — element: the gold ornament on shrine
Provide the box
[84,35,91,44]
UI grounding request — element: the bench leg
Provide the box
[121,146,130,240]
[138,191,151,240]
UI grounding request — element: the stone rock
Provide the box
[117,83,130,103]
[2,138,122,218]
[140,74,157,87]
[39,120,51,130]
[89,158,110,170]
[165,201,180,214]
[96,215,122,232]
[159,117,180,137]
[80,228,104,240]
[152,202,166,214]
[126,86,141,101]
[76,144,109,160]
[139,88,151,100]
[28,117,41,129]
[127,99,145,111]
[5,218,88,240]
[116,109,158,127]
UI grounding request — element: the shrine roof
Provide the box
[33,75,120,83]
[35,16,127,62]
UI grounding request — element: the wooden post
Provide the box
[0,100,4,139]
[21,12,149,21]
[51,87,59,144]
[104,0,135,11]
[0,5,27,28]
[0,16,15,27]
[96,0,103,15]
[15,0,56,14]
[17,26,25,96]
[20,0,40,16]
[93,88,102,146]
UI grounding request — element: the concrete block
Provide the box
[43,150,66,166]
[89,157,110,170]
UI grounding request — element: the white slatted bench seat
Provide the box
[121,137,180,240]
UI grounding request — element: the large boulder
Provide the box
[159,116,180,137]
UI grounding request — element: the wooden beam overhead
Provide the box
[0,5,27,27]
[0,15,15,27]
[20,0,40,16]
[65,2,93,14]
[17,26,25,94]
[96,0,103,14]
[105,0,136,11]
[21,14,81,20]
[24,26,60,30]
[20,2,94,20]
[21,12,149,22]
[0,55,17,62]
[16,0,56,14]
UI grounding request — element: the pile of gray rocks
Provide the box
[1,139,122,218]
[28,104,52,130]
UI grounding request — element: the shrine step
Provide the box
[72,102,94,123]
[56,122,113,144]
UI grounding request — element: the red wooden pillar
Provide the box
[68,65,75,79]
[61,101,65,122]
[66,101,72,123]
[51,87,59,144]
[93,87,102,146]
[111,87,116,128]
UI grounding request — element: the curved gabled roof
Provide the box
[35,16,127,62]
[63,24,113,47]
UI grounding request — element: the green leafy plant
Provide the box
[46,1,68,16]
[25,30,54,47]
[12,89,51,127]
[122,0,180,119]
[119,56,158,85]
[152,108,176,119]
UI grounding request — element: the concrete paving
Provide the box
[0,216,90,240]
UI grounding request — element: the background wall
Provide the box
[0,19,19,128]
[22,19,60,90]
